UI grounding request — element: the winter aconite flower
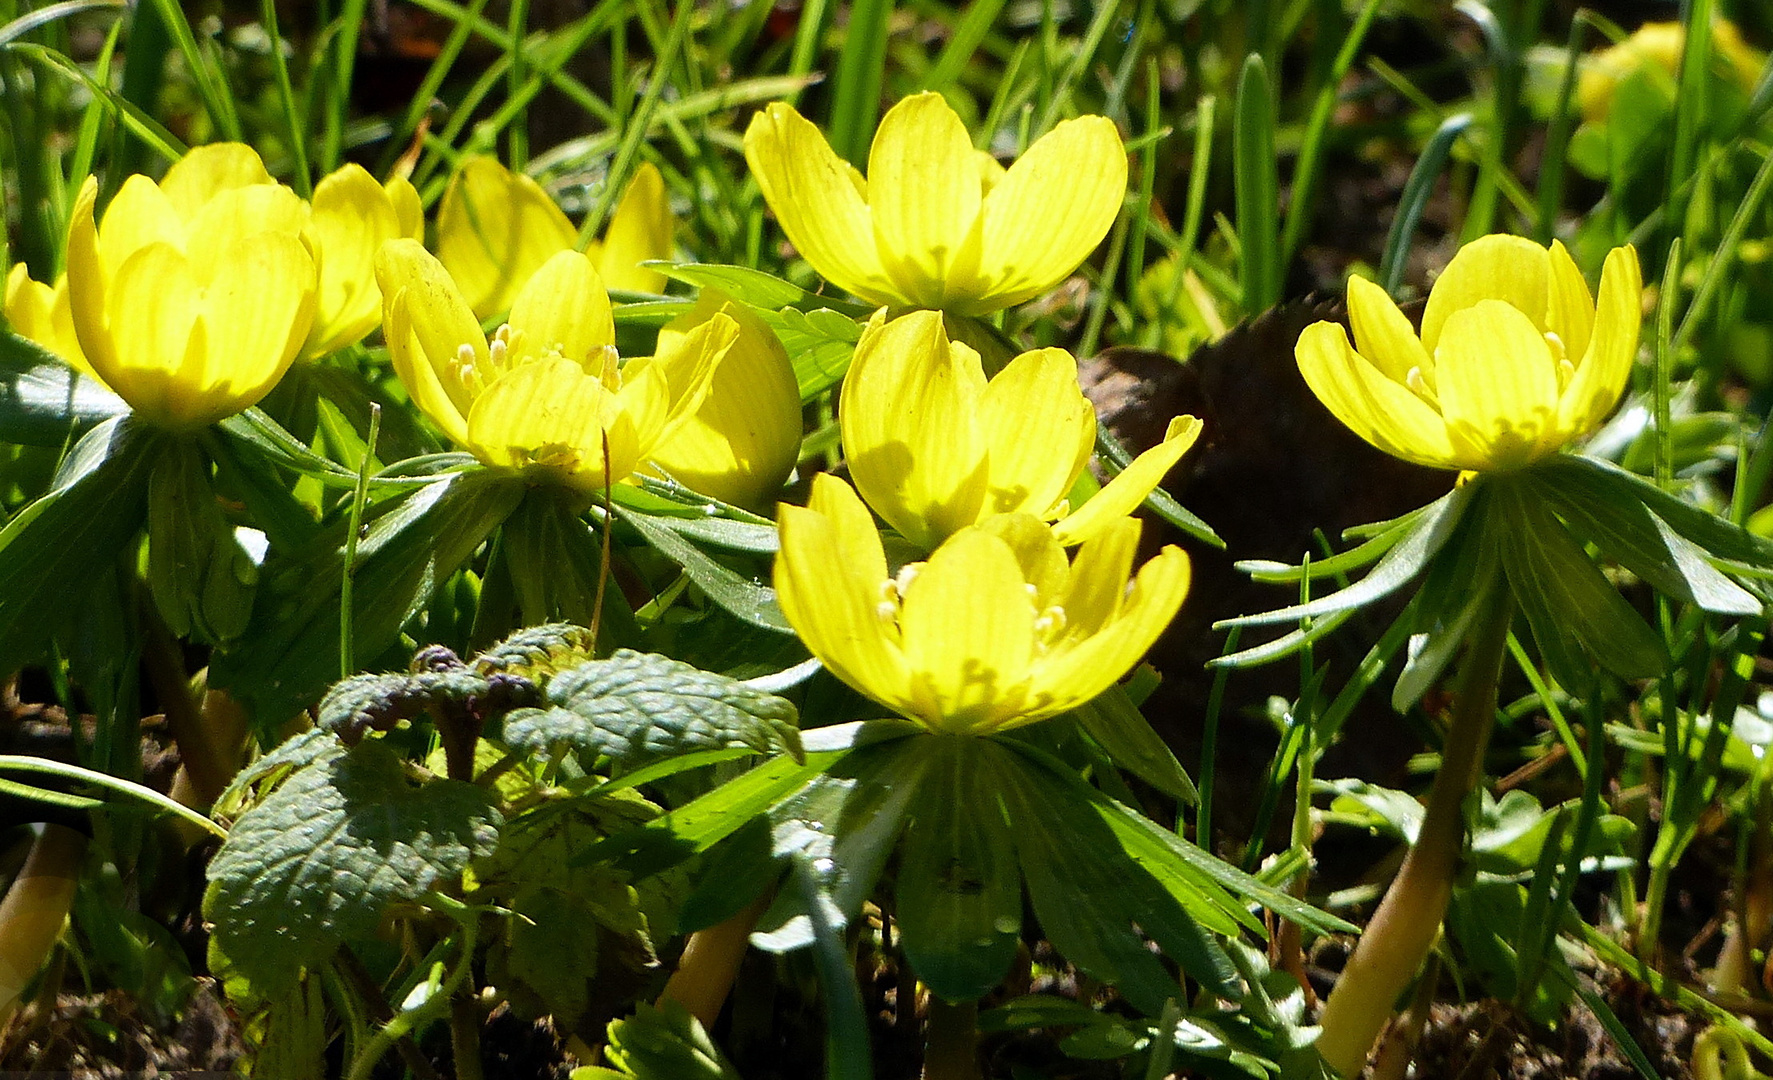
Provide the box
[5,267,96,381]
[377,238,734,493]
[1295,235,1642,473]
[776,475,1191,735]
[300,164,423,359]
[1578,20,1765,123]
[842,309,1200,551]
[641,291,802,512]
[437,156,673,319]
[64,143,318,430]
[744,93,1126,315]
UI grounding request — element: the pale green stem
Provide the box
[922,997,981,1080]
[1314,589,1512,1078]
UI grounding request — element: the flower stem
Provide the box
[0,823,87,1030]
[1314,588,1512,1078]
[657,891,772,1027]
[922,996,981,1080]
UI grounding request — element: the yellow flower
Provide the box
[840,309,1201,551]
[437,157,674,319]
[1295,235,1643,473]
[377,238,735,492]
[4,266,98,383]
[1578,20,1766,123]
[300,164,424,359]
[64,143,317,430]
[642,290,802,511]
[744,93,1126,315]
[776,475,1191,735]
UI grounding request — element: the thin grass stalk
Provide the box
[827,0,893,166]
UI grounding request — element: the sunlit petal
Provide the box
[1557,244,1642,437]
[898,529,1034,732]
[96,175,185,278]
[598,162,673,294]
[466,356,632,489]
[868,93,984,307]
[977,347,1095,519]
[507,250,615,366]
[1346,275,1430,384]
[1544,240,1595,368]
[375,238,486,432]
[1296,322,1456,469]
[1419,234,1550,353]
[1050,415,1201,546]
[104,243,201,427]
[1435,301,1560,469]
[303,163,403,357]
[436,155,577,319]
[976,513,1070,610]
[159,143,274,217]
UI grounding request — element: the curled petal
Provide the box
[1557,244,1642,437]
[976,513,1069,611]
[5,267,93,378]
[971,115,1127,314]
[387,175,425,241]
[1049,414,1201,546]
[1296,321,1456,469]
[191,231,316,425]
[743,102,895,305]
[96,175,184,279]
[64,179,116,373]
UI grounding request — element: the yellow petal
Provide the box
[1557,244,1641,438]
[1296,321,1457,469]
[644,295,801,510]
[1434,300,1560,469]
[976,513,1070,610]
[743,102,896,305]
[1015,543,1190,728]
[386,175,425,241]
[508,249,615,366]
[1049,415,1201,546]
[4,267,93,377]
[183,184,310,285]
[304,164,402,357]
[775,479,912,708]
[158,143,274,217]
[103,242,202,426]
[190,231,315,425]
[1544,240,1595,368]
[1053,514,1140,641]
[96,175,185,279]
[466,356,636,488]
[977,347,1095,518]
[1346,274,1430,384]
[436,156,577,319]
[376,238,483,441]
[64,178,116,373]
[615,355,674,457]
[1420,233,1550,354]
[971,115,1127,314]
[898,528,1034,732]
[644,310,739,453]
[598,162,672,294]
[840,310,987,550]
[867,93,984,308]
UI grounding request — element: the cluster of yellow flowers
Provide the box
[2,86,1648,738]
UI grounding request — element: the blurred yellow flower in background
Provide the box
[63,143,317,430]
[300,164,423,359]
[1578,19,1765,123]
[4,267,97,383]
[744,93,1126,315]
[641,290,802,512]
[377,239,734,493]
[1296,235,1642,473]
[775,475,1191,735]
[841,309,1200,551]
[437,156,673,319]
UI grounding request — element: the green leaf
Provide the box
[1238,505,1427,584]
[1392,513,1504,710]
[502,649,803,771]
[211,469,523,734]
[1545,454,1773,572]
[0,416,157,671]
[1496,483,1668,686]
[472,623,601,682]
[1527,467,1760,615]
[145,437,256,643]
[0,331,127,444]
[752,737,928,952]
[1220,483,1477,630]
[613,502,790,631]
[994,741,1230,1012]
[1068,682,1197,803]
[674,816,777,934]
[211,730,348,825]
[592,999,743,1080]
[895,737,1023,1002]
[203,739,502,994]
[758,306,864,400]
[653,263,828,311]
[501,487,642,637]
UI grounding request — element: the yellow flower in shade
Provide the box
[4,267,98,383]
[744,93,1127,315]
[437,157,674,319]
[841,309,1201,551]
[642,290,802,512]
[776,474,1191,735]
[64,143,317,431]
[377,238,735,493]
[1296,235,1643,473]
[1578,20,1766,123]
[300,164,424,359]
